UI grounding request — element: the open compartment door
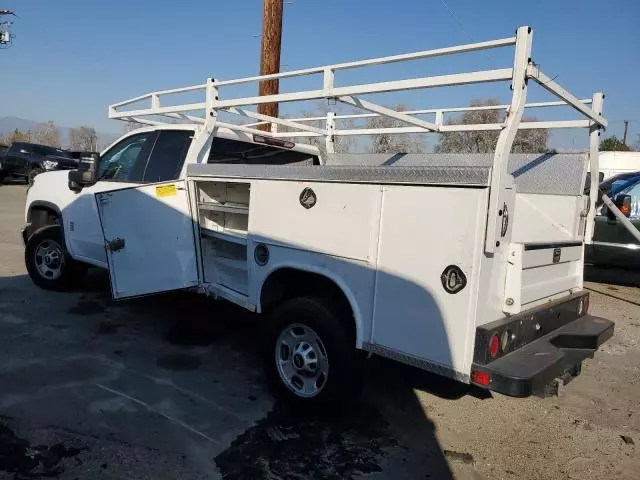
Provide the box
[96,181,199,299]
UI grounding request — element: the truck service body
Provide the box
[22,26,616,405]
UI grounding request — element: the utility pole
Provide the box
[623,120,629,146]
[257,0,283,130]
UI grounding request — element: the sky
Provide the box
[1,0,639,149]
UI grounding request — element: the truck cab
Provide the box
[22,125,320,289]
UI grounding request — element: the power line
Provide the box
[438,0,499,64]
[438,0,474,43]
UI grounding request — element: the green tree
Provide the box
[5,128,29,143]
[600,135,630,152]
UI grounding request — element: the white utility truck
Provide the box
[23,26,615,406]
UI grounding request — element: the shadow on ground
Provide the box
[0,268,494,479]
[584,265,640,287]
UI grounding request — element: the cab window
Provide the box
[207,137,317,165]
[143,130,193,182]
[98,132,155,182]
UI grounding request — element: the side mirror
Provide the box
[68,152,99,192]
[606,194,632,221]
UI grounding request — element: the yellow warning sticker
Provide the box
[156,184,177,197]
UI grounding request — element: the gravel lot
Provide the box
[0,183,638,479]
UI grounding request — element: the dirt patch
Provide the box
[0,423,87,478]
[156,353,202,371]
[444,449,474,464]
[215,405,397,479]
[68,300,105,315]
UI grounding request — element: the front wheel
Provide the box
[25,225,86,291]
[266,296,364,408]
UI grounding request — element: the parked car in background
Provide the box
[0,142,79,186]
[589,151,640,181]
[0,144,9,168]
[586,171,640,268]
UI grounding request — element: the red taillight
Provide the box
[578,294,590,316]
[582,294,590,314]
[471,370,491,386]
[489,334,500,358]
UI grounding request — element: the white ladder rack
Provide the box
[108,25,608,255]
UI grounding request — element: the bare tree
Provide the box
[365,104,425,154]
[277,102,357,155]
[30,121,61,147]
[435,99,548,153]
[123,121,146,134]
[68,126,98,151]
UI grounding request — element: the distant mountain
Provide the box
[0,117,39,135]
[0,116,119,149]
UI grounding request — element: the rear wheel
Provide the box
[25,225,86,291]
[27,167,43,186]
[266,296,364,408]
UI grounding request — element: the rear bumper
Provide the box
[472,313,614,397]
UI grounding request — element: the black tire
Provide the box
[27,168,43,186]
[25,225,86,291]
[265,296,364,408]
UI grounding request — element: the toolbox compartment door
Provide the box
[95,181,198,299]
[503,242,583,314]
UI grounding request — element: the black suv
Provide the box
[0,142,79,185]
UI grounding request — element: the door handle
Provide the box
[106,237,125,252]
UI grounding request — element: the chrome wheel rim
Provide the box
[275,323,329,398]
[34,239,65,280]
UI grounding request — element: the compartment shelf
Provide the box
[199,202,248,215]
[200,227,247,246]
[213,256,248,271]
